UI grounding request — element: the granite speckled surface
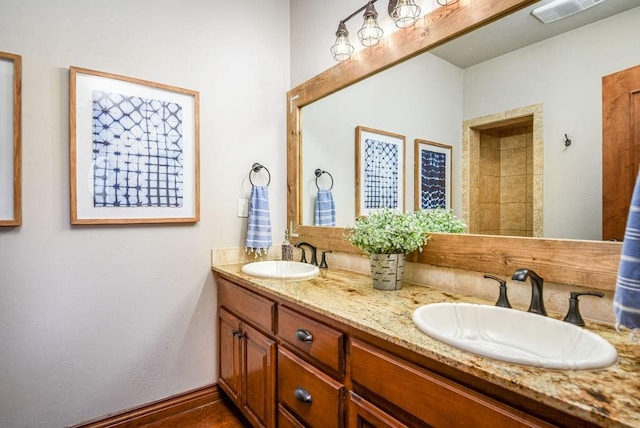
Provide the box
[212,263,640,427]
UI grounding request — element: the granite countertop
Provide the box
[212,263,640,427]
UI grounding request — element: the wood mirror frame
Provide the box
[286,0,621,290]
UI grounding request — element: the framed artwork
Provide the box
[414,139,452,210]
[355,126,405,216]
[69,67,200,224]
[0,52,22,226]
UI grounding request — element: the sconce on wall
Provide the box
[331,0,422,62]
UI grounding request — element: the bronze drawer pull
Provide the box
[295,328,314,343]
[294,387,313,403]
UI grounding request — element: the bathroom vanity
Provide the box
[213,263,640,427]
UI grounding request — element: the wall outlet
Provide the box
[237,198,249,218]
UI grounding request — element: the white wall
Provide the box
[464,7,640,239]
[0,1,289,427]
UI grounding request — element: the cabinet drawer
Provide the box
[217,276,275,333]
[278,305,345,374]
[351,340,552,428]
[348,392,409,428]
[278,347,345,428]
[277,404,305,428]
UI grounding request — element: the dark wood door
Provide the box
[603,64,640,241]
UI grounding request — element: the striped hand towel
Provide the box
[614,169,640,337]
[245,185,272,257]
[314,189,336,227]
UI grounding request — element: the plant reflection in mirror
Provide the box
[346,208,466,255]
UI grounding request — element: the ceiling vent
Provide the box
[531,0,606,23]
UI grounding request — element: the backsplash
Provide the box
[211,246,615,326]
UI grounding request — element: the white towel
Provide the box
[245,186,272,257]
[314,189,336,227]
[614,169,640,337]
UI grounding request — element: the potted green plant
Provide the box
[346,208,466,290]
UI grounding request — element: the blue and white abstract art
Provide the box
[92,90,184,208]
[417,140,451,210]
[357,126,405,216]
[364,137,399,209]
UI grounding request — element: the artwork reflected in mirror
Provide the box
[414,139,451,211]
[355,126,406,217]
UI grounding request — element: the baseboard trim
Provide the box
[72,383,221,428]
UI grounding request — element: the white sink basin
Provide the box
[241,261,319,280]
[412,302,618,370]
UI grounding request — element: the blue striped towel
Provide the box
[614,169,640,335]
[245,185,272,257]
[314,189,336,227]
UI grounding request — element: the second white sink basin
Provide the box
[412,302,618,370]
[241,260,319,280]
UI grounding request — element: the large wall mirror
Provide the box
[288,0,634,289]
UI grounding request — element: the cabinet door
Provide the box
[348,392,408,428]
[243,322,277,428]
[218,308,242,403]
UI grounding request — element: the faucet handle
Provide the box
[319,250,333,269]
[484,274,511,308]
[298,248,307,263]
[563,291,604,327]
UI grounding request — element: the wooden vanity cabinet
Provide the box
[216,273,588,428]
[217,276,346,427]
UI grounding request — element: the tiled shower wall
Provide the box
[478,126,534,236]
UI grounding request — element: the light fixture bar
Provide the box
[343,0,379,25]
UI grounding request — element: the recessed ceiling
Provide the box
[430,0,640,68]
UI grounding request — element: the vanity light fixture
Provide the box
[389,0,422,28]
[436,0,460,7]
[331,0,422,62]
[330,21,355,61]
[358,2,384,46]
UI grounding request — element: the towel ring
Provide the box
[249,162,271,186]
[314,168,333,190]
